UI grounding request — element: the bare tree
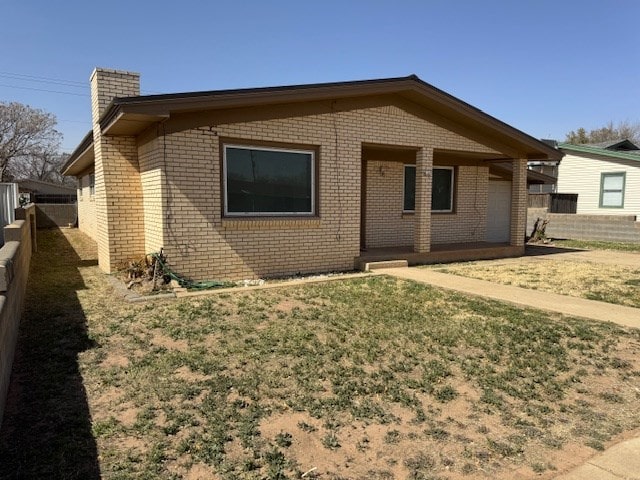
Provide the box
[565,120,640,145]
[0,101,62,182]
[9,148,74,185]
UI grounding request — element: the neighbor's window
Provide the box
[223,144,315,216]
[600,172,625,208]
[403,165,454,213]
[89,173,95,196]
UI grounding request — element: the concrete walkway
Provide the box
[555,436,640,480]
[379,265,640,479]
[380,267,640,328]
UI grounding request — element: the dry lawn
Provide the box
[434,259,640,308]
[2,229,640,480]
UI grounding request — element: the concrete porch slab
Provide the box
[355,243,522,271]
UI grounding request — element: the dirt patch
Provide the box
[100,351,130,368]
[116,404,140,427]
[151,330,189,351]
[185,463,220,480]
[174,365,210,382]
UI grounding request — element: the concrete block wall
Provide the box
[527,208,640,242]
[35,204,77,228]
[0,205,35,428]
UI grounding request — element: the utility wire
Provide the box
[0,83,89,97]
[0,72,85,88]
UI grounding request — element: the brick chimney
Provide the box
[90,68,140,124]
[89,68,145,274]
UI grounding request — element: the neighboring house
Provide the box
[62,68,560,281]
[556,140,640,216]
[17,179,76,203]
[528,139,561,194]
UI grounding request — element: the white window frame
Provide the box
[223,144,316,217]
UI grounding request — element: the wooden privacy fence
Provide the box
[528,193,578,213]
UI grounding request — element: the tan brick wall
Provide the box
[432,165,489,244]
[149,102,500,281]
[510,158,527,247]
[76,169,97,241]
[365,162,489,248]
[414,147,433,252]
[365,161,413,248]
[91,68,145,272]
[138,128,165,254]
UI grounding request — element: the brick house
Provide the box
[62,68,561,281]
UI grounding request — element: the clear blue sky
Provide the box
[2,0,639,153]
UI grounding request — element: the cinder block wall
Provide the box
[155,103,499,281]
[527,208,640,242]
[35,204,77,228]
[0,205,35,428]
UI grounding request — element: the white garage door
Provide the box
[486,180,511,242]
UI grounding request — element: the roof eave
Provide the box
[70,75,561,168]
[62,131,94,176]
[558,143,640,162]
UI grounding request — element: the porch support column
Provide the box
[414,147,433,253]
[510,157,528,247]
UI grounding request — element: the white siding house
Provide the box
[556,142,640,217]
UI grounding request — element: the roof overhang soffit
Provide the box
[96,76,562,161]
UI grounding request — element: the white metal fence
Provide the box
[0,183,19,245]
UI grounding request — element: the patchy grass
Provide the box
[3,229,640,480]
[551,239,640,253]
[435,259,640,308]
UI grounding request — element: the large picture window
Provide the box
[600,172,625,208]
[223,144,315,216]
[403,165,454,213]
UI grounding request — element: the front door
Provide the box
[486,180,511,242]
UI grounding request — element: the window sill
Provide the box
[222,217,321,231]
[400,211,455,216]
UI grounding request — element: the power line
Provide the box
[0,83,89,97]
[0,70,85,88]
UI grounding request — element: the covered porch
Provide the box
[359,143,530,270]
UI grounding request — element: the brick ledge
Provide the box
[222,218,322,230]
